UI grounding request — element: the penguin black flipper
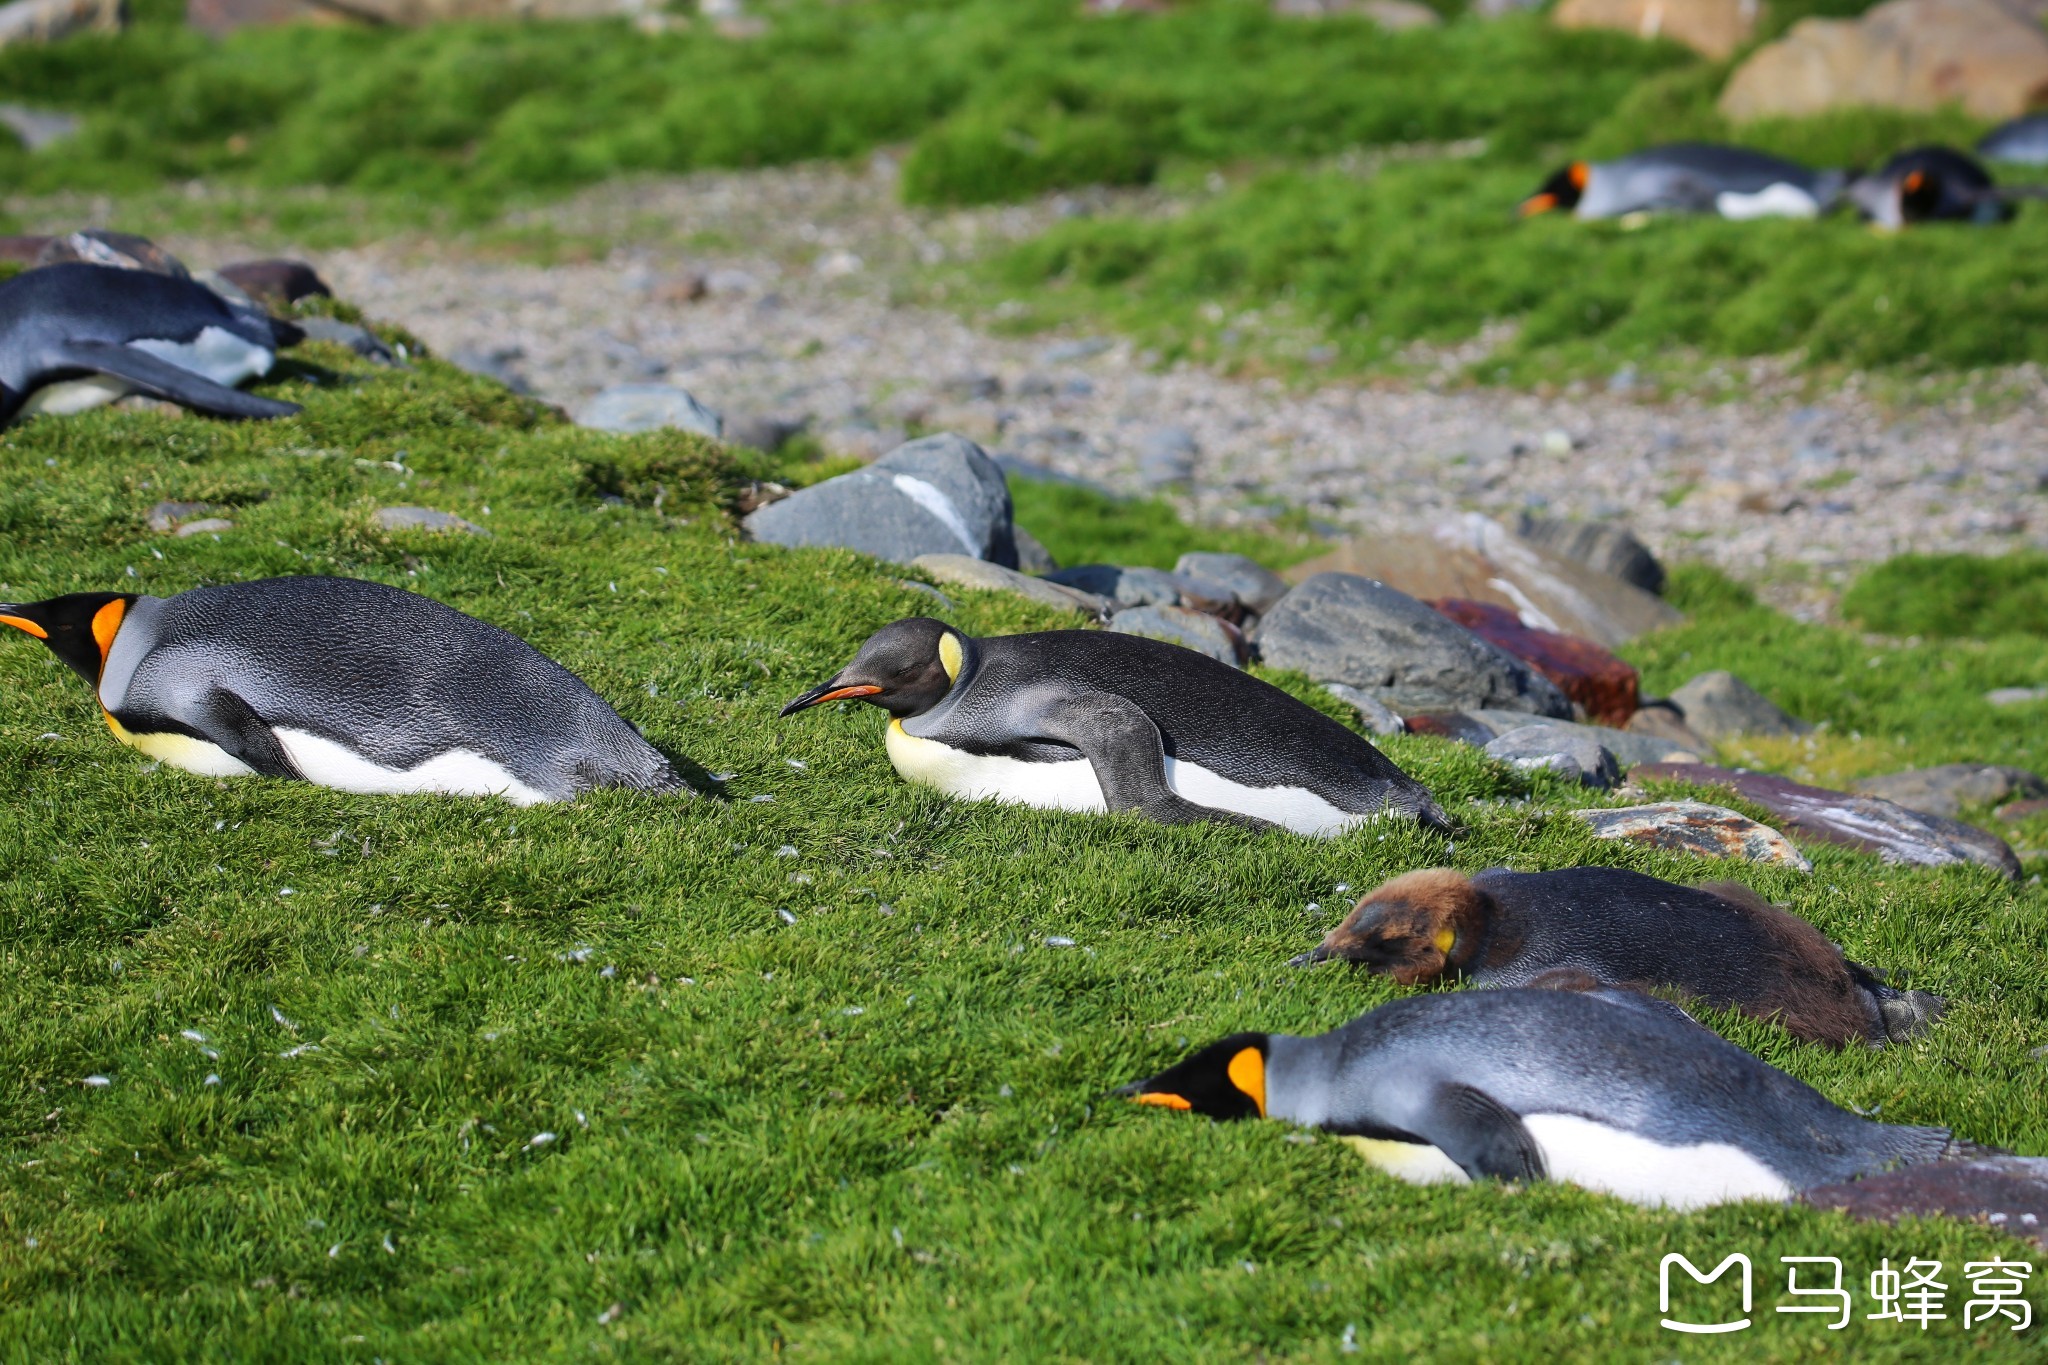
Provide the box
[1415,1083,1547,1183]
[1026,685,1280,832]
[51,342,301,420]
[187,686,305,779]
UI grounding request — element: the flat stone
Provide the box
[1852,764,2048,820]
[1574,800,1814,871]
[1175,551,1291,616]
[1801,1157,2048,1251]
[175,518,234,537]
[1432,596,1640,725]
[1407,709,1700,769]
[1039,337,1112,364]
[1999,797,2048,822]
[746,433,1019,568]
[576,383,723,439]
[1485,724,1621,788]
[146,500,215,534]
[1511,513,1666,596]
[909,554,1107,618]
[1668,670,1806,740]
[1044,563,1184,609]
[1109,604,1244,666]
[1288,513,1682,650]
[1013,526,1058,575]
[1987,686,2048,707]
[1631,763,2022,880]
[377,506,489,536]
[1135,426,1198,488]
[1254,572,1573,718]
[1322,683,1406,736]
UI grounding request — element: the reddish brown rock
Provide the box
[1431,597,1639,725]
[1631,762,2022,880]
[217,258,332,307]
[1572,800,1813,870]
[0,234,51,265]
[1998,797,2048,823]
[1802,1157,2048,1251]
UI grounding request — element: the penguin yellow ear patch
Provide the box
[91,598,126,662]
[0,614,47,639]
[1132,1092,1192,1110]
[937,631,963,682]
[1227,1047,1267,1117]
[1569,161,1590,190]
[1433,927,1457,955]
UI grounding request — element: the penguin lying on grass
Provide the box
[0,576,684,804]
[1289,866,1942,1048]
[782,617,1445,836]
[1119,988,1977,1210]
[0,262,302,424]
[1846,146,2036,228]
[1520,143,1847,221]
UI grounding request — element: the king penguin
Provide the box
[1118,988,1972,1210]
[0,576,685,804]
[1289,865,1944,1048]
[1520,143,1847,221]
[1847,146,2020,229]
[0,262,303,424]
[780,617,1445,836]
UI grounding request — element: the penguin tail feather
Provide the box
[1940,1137,2012,1162]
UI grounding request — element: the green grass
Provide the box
[0,1,1681,223]
[1006,479,1324,572]
[1841,553,2048,641]
[0,336,2044,1360]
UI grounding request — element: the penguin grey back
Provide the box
[111,577,677,800]
[1581,143,1836,218]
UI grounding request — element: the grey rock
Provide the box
[1669,670,1806,740]
[747,433,1018,568]
[1428,708,1700,769]
[146,500,215,534]
[0,103,79,151]
[909,554,1106,617]
[942,371,1001,401]
[1850,764,2048,821]
[723,412,806,453]
[1574,801,1814,871]
[377,506,489,536]
[1484,724,1621,789]
[1045,563,1184,609]
[1013,526,1059,575]
[1626,699,1716,755]
[1108,604,1242,666]
[577,383,723,439]
[1174,551,1290,615]
[175,517,234,537]
[1136,426,1198,488]
[1987,686,2048,707]
[1322,683,1406,736]
[1039,337,1111,364]
[448,346,532,395]
[295,316,397,365]
[1253,572,1572,718]
[1513,514,1666,596]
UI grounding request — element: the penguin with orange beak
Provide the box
[1521,143,1846,221]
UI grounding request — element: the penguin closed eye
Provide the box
[0,262,303,425]
[782,617,1447,837]
[1119,989,1975,1210]
[1291,866,1942,1049]
[0,576,689,804]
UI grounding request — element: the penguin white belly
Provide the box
[1162,758,1361,838]
[129,327,275,386]
[886,719,1107,812]
[1520,1114,1793,1210]
[1715,183,1820,220]
[1338,1136,1471,1186]
[273,728,553,805]
[103,712,257,777]
[21,374,132,416]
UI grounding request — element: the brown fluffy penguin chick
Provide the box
[1290,866,1944,1049]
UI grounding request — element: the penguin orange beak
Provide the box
[1519,192,1558,218]
[0,608,47,639]
[779,680,883,717]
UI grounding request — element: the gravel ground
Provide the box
[175,158,2048,616]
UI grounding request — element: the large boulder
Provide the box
[1431,597,1639,725]
[1668,670,1805,740]
[1254,573,1573,718]
[1720,0,2048,122]
[1631,762,2023,880]
[1485,724,1621,788]
[746,434,1020,569]
[1108,604,1245,666]
[1573,800,1813,870]
[1553,0,1758,59]
[1288,514,1682,650]
[1512,514,1665,597]
[1175,551,1291,616]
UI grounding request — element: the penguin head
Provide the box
[0,592,136,687]
[1116,1032,1270,1121]
[1290,868,1483,982]
[1520,161,1589,217]
[780,617,966,719]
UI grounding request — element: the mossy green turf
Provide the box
[0,346,2043,1360]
